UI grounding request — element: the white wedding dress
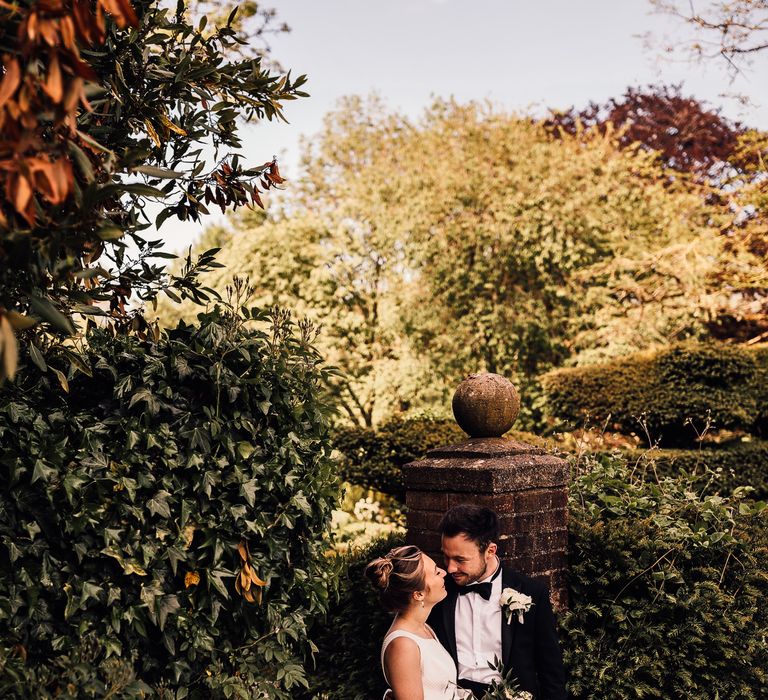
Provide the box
[381,625,472,699]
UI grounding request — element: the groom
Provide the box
[427,504,567,699]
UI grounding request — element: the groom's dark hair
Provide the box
[439,504,499,552]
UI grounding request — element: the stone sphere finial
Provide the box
[452,373,520,438]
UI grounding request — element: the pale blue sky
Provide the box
[161,0,768,251]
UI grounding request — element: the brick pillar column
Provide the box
[403,374,570,610]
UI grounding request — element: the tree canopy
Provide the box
[156,94,768,427]
[0,0,306,383]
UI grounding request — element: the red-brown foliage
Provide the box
[545,85,746,177]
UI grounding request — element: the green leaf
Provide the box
[133,165,185,179]
[157,594,180,631]
[51,367,69,393]
[241,479,258,507]
[31,459,56,483]
[28,342,47,372]
[147,491,172,519]
[28,296,76,335]
[97,225,125,241]
[122,183,166,197]
[68,140,95,182]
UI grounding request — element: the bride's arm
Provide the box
[383,637,424,700]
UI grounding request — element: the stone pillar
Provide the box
[404,374,570,610]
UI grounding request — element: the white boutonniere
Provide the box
[499,587,534,624]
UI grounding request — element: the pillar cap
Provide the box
[452,373,520,437]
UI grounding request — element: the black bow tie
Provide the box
[456,562,501,600]
[458,582,492,600]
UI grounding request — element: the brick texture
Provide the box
[404,436,570,611]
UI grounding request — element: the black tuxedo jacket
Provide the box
[427,566,567,700]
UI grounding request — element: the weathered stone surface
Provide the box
[452,374,521,437]
[428,437,544,458]
[404,453,568,492]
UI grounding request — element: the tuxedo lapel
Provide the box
[501,566,516,671]
[442,583,459,665]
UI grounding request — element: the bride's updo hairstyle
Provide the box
[365,545,426,612]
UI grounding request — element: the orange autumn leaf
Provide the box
[184,571,200,588]
[237,540,249,562]
[266,160,284,185]
[60,15,76,51]
[38,19,60,48]
[0,56,21,110]
[43,53,63,104]
[97,0,139,29]
[10,172,32,214]
[249,569,267,587]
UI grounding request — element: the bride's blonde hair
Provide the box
[365,545,426,612]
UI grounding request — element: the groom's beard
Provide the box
[452,559,488,587]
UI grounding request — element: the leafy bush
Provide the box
[563,456,768,699]
[334,417,544,498]
[542,343,766,445]
[754,346,768,437]
[0,304,338,698]
[302,532,404,700]
[605,439,768,499]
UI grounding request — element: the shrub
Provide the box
[333,417,465,498]
[563,456,768,699]
[0,305,338,698]
[542,343,765,445]
[333,418,544,498]
[604,439,768,499]
[302,532,404,700]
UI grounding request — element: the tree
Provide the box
[163,97,750,430]
[0,0,306,382]
[378,100,726,378]
[155,97,449,427]
[544,84,748,178]
[547,85,768,346]
[649,0,768,75]
[155,208,434,428]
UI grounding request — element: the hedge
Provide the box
[605,438,768,499]
[333,418,545,498]
[304,457,768,699]
[542,343,768,446]
[0,305,339,699]
[563,456,768,699]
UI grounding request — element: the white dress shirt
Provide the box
[455,557,503,684]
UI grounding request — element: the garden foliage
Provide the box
[542,343,768,445]
[0,0,305,379]
[607,438,768,499]
[333,417,543,498]
[158,96,745,428]
[333,417,465,498]
[0,301,338,698]
[564,457,768,699]
[302,531,404,700]
[305,457,768,699]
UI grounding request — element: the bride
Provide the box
[366,545,472,699]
